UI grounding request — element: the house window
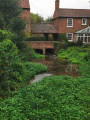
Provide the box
[67,18,73,27]
[82,18,87,25]
[67,33,73,41]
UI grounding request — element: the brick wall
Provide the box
[27,41,55,49]
[54,17,90,41]
[20,0,31,32]
[58,18,90,33]
[21,9,31,32]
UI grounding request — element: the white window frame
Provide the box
[82,18,87,25]
[75,34,90,43]
[67,33,73,41]
[67,18,73,27]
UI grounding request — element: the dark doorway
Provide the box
[44,33,49,41]
[34,49,43,54]
[53,33,58,41]
[46,49,54,55]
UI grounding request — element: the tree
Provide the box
[0,0,26,50]
[0,30,23,97]
[31,13,44,23]
[44,16,53,23]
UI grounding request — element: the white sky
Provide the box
[29,0,90,19]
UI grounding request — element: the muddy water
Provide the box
[32,55,80,77]
[30,55,80,83]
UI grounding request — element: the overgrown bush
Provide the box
[0,39,23,97]
[20,45,44,61]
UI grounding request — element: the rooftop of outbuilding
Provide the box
[31,23,57,34]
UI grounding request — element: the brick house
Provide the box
[20,0,31,33]
[53,0,90,43]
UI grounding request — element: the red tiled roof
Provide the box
[31,23,57,34]
[20,0,30,9]
[56,8,90,18]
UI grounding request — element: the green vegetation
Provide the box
[58,33,68,42]
[22,62,47,85]
[0,0,26,50]
[0,13,90,119]
[20,45,44,61]
[31,13,52,23]
[0,75,89,120]
[31,13,44,23]
[26,36,54,41]
[0,30,47,99]
[0,44,90,119]
[58,46,90,77]
[0,38,23,98]
[58,46,89,64]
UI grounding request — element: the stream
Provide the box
[30,55,80,83]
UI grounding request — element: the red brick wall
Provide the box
[58,18,90,33]
[27,41,57,54]
[27,41,55,49]
[20,0,31,33]
[21,9,31,32]
[54,17,90,41]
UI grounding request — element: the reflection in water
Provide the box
[32,55,80,77]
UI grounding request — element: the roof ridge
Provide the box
[59,8,90,10]
[31,23,54,24]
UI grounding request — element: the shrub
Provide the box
[20,45,44,61]
[0,39,23,97]
[0,30,14,42]
[58,33,68,42]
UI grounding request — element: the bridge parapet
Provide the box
[27,41,60,54]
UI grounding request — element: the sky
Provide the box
[29,0,90,19]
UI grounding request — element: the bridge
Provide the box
[27,41,60,54]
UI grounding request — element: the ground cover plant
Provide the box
[0,75,89,120]
[22,62,47,85]
[58,46,89,64]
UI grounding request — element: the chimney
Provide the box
[55,0,59,10]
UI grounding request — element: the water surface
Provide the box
[31,55,80,83]
[32,55,80,77]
